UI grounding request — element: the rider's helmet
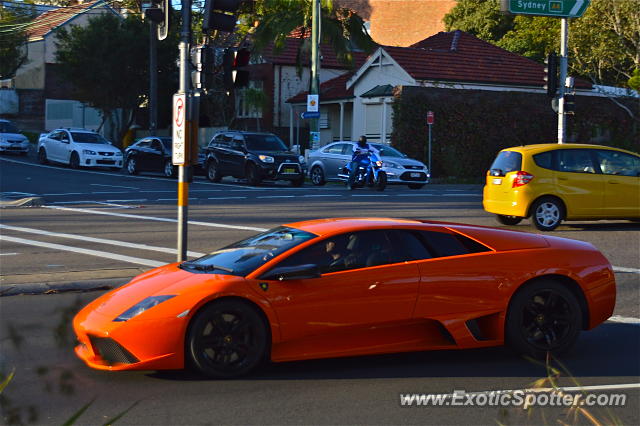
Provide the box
[357,135,367,148]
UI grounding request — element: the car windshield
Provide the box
[372,144,405,158]
[180,226,316,276]
[71,132,110,144]
[0,122,19,133]
[160,138,172,150]
[245,134,288,152]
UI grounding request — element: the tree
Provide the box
[55,13,178,146]
[444,0,639,88]
[249,0,375,74]
[0,7,35,79]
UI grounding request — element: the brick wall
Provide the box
[336,0,456,47]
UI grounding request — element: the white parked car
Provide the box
[0,119,30,155]
[37,128,123,170]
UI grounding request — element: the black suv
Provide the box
[204,131,306,186]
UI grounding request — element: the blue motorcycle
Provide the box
[338,151,387,191]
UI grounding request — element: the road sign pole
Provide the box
[428,124,432,177]
[176,0,192,262]
[558,17,568,144]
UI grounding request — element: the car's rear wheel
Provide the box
[38,148,48,164]
[408,183,424,190]
[531,197,564,231]
[245,163,261,186]
[506,280,581,359]
[164,160,175,178]
[207,161,222,182]
[310,166,325,186]
[69,152,80,169]
[187,300,268,379]
[126,157,138,175]
[496,215,523,226]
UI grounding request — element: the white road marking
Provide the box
[352,194,389,197]
[397,193,439,197]
[105,199,147,202]
[0,224,204,257]
[442,193,482,197]
[91,191,132,194]
[302,194,341,197]
[0,235,165,267]
[50,200,110,205]
[90,184,138,189]
[43,193,84,196]
[44,206,268,231]
[208,196,247,200]
[0,253,20,256]
[257,195,296,199]
[608,315,640,324]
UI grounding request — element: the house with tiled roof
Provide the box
[13,0,120,129]
[286,30,593,146]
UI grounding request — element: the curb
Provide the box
[0,277,133,297]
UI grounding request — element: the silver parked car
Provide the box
[307,141,430,189]
[0,119,30,155]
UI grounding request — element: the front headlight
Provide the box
[383,161,400,169]
[376,160,383,167]
[83,149,97,155]
[298,155,305,163]
[113,295,176,322]
[259,155,274,163]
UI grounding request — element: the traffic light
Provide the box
[223,48,250,90]
[544,53,558,98]
[203,0,243,32]
[143,0,171,40]
[564,93,576,114]
[191,45,216,91]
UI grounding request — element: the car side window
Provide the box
[137,140,151,148]
[48,131,61,141]
[210,134,224,148]
[416,231,490,258]
[274,230,394,274]
[231,137,245,151]
[150,140,163,151]
[59,131,70,143]
[557,149,597,174]
[596,150,640,177]
[533,151,553,170]
[325,144,345,154]
[385,230,432,261]
[343,144,354,155]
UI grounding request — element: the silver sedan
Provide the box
[307,141,430,189]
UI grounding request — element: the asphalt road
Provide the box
[1,155,639,425]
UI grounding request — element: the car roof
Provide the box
[502,143,639,156]
[55,128,97,133]
[284,217,439,236]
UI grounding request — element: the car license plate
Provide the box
[283,168,295,174]
[410,172,421,178]
[492,178,502,185]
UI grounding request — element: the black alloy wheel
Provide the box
[164,160,176,178]
[187,300,268,378]
[245,163,261,186]
[126,157,138,175]
[69,152,80,169]
[38,148,48,164]
[207,161,222,182]
[496,215,523,226]
[506,280,581,359]
[310,166,325,186]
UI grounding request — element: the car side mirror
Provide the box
[260,264,320,281]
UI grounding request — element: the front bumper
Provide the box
[73,307,185,371]
[384,167,430,184]
[258,162,306,181]
[0,141,29,153]
[81,153,123,168]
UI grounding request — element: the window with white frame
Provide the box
[236,81,264,118]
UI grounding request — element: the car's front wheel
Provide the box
[186,300,268,378]
[506,280,582,359]
[245,163,261,186]
[496,215,523,226]
[531,197,564,231]
[69,152,80,169]
[164,160,176,178]
[207,161,222,182]
[126,157,138,175]
[38,147,48,164]
[310,166,325,186]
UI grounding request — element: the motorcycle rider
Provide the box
[349,136,379,181]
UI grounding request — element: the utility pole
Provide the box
[309,0,320,149]
[149,21,158,135]
[557,18,568,144]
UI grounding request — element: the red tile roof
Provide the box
[27,0,111,41]
[401,31,591,88]
[287,72,354,103]
[261,37,371,70]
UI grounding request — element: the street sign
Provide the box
[307,94,319,112]
[301,111,320,119]
[172,93,186,165]
[427,111,434,125]
[500,0,590,18]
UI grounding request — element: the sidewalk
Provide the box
[0,268,145,296]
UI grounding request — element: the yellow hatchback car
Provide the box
[483,144,640,231]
